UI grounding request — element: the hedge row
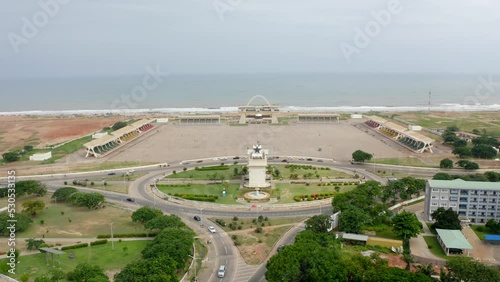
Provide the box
[177,194,218,202]
[90,239,108,246]
[317,182,356,186]
[61,243,89,250]
[157,183,191,188]
[285,165,330,170]
[195,165,230,171]
[97,232,159,239]
[293,193,336,202]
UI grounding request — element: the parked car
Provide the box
[306,158,313,161]
[126,198,134,202]
[196,160,203,163]
[193,215,201,221]
[208,226,216,233]
[107,172,116,175]
[281,159,288,163]
[218,265,226,278]
[128,169,135,173]
[317,159,324,162]
[233,156,240,159]
[277,245,285,252]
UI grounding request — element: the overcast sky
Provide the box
[1,0,499,77]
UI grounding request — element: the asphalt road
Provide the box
[6,157,499,281]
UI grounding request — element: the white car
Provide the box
[208,226,216,233]
[218,265,226,278]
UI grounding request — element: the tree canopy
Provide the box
[441,257,500,282]
[142,228,194,267]
[352,150,373,162]
[66,263,109,282]
[0,212,32,235]
[391,211,422,242]
[2,152,20,162]
[471,144,497,159]
[52,187,79,201]
[144,215,186,231]
[431,207,461,230]
[114,256,177,282]
[440,158,454,169]
[131,206,163,224]
[112,121,128,131]
[69,192,105,209]
[22,200,46,217]
[305,215,332,233]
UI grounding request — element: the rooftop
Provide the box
[435,229,472,250]
[342,233,368,242]
[428,179,500,191]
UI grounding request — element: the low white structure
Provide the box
[247,144,270,188]
[408,125,422,131]
[92,132,108,139]
[351,114,363,119]
[30,152,52,161]
[156,118,169,123]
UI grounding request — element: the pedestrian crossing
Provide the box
[232,254,260,282]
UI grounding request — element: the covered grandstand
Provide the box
[84,119,155,158]
[178,115,221,125]
[298,114,340,123]
[362,116,434,153]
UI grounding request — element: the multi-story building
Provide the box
[425,179,500,225]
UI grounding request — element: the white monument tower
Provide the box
[247,144,270,188]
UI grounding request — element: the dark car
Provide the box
[196,160,203,163]
[126,198,134,202]
[108,172,116,175]
[281,159,288,163]
[194,215,201,221]
[317,159,324,162]
[277,245,285,252]
[306,158,313,161]
[233,156,240,159]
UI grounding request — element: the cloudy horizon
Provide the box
[1,0,499,78]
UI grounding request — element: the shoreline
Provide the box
[1,104,500,116]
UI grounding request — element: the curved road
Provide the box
[7,158,499,282]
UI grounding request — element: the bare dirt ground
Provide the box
[108,121,405,163]
[0,115,122,153]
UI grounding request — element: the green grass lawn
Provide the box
[1,241,149,281]
[87,172,146,182]
[11,195,147,243]
[211,216,306,233]
[469,225,500,240]
[272,164,354,180]
[423,236,448,259]
[274,183,355,203]
[157,183,243,205]
[41,135,94,163]
[166,165,245,180]
[368,157,430,167]
[166,164,354,181]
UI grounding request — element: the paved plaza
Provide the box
[108,122,405,163]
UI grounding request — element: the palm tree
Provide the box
[25,238,45,251]
[416,264,436,277]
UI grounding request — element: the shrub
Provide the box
[90,239,108,246]
[476,226,485,232]
[233,216,238,221]
[64,181,67,185]
[40,220,44,225]
[255,227,263,233]
[61,243,88,250]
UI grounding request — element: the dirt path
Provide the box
[226,223,295,235]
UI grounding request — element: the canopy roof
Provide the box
[342,233,368,242]
[436,229,472,249]
[39,248,66,255]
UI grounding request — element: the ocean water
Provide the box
[0,73,499,114]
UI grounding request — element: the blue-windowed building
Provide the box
[425,179,500,225]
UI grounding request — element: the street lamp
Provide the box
[109,222,114,250]
[187,254,201,282]
[154,179,159,208]
[199,208,203,228]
